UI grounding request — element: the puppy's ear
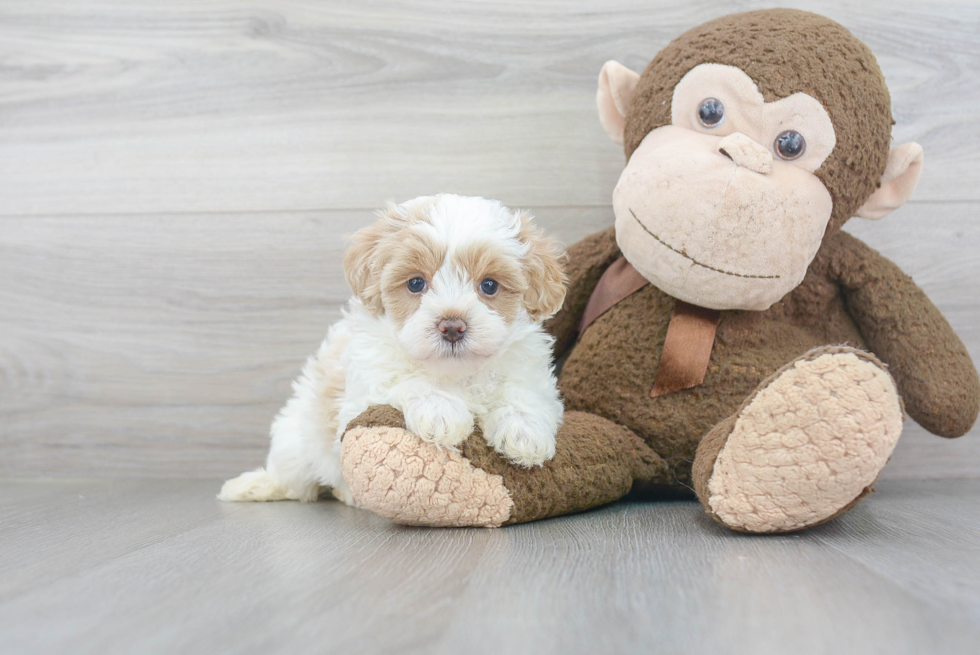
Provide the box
[344,204,402,314]
[516,210,567,321]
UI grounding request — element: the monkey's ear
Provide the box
[597,61,641,146]
[855,143,924,220]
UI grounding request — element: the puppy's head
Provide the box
[344,194,566,363]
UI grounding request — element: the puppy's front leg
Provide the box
[480,374,563,468]
[480,405,560,468]
[391,381,474,450]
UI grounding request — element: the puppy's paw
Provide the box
[219,468,298,502]
[330,478,359,507]
[403,393,474,449]
[481,408,558,468]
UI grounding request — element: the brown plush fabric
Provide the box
[624,8,892,236]
[554,230,978,488]
[461,411,670,525]
[691,414,736,509]
[830,232,980,436]
[344,404,407,434]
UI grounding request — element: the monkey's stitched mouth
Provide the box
[628,208,780,280]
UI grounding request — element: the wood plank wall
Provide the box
[1,0,978,479]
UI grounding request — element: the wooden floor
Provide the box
[1,478,978,655]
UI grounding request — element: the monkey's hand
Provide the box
[832,232,979,437]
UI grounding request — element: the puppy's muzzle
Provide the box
[438,318,467,344]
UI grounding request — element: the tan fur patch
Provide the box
[345,201,446,325]
[516,210,568,321]
[453,242,526,322]
[379,228,447,328]
[343,211,404,314]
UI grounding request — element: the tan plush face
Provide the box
[613,64,835,310]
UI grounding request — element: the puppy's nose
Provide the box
[438,318,467,343]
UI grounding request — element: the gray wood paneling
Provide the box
[1,479,978,654]
[0,0,978,478]
[0,0,978,216]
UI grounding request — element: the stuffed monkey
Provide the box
[339,9,979,533]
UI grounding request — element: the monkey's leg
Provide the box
[340,406,670,527]
[692,346,904,534]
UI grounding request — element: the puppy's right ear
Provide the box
[344,205,402,314]
[516,210,568,322]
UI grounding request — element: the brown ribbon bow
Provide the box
[578,257,721,398]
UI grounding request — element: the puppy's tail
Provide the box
[218,467,300,502]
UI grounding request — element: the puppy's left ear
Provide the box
[344,204,402,314]
[516,211,567,321]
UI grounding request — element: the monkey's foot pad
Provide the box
[705,350,904,533]
[341,425,514,527]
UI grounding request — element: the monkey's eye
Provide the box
[480,278,499,296]
[774,130,806,160]
[697,98,725,128]
[406,277,427,293]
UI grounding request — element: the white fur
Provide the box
[220,195,565,504]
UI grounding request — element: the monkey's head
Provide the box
[597,9,923,311]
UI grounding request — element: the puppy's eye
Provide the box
[774,130,806,160]
[479,278,499,296]
[698,98,725,128]
[406,277,426,293]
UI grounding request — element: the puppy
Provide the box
[220,194,567,505]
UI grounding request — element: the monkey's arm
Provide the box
[545,226,621,359]
[830,232,979,437]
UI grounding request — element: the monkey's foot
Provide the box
[341,407,514,527]
[693,346,904,533]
